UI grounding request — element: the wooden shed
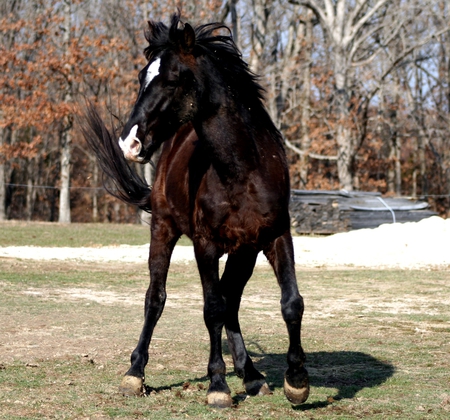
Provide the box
[290,190,437,234]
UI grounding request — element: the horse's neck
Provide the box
[195,108,260,182]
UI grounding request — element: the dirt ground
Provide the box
[1,233,450,418]
[2,258,448,367]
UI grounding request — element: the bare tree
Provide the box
[370,1,450,201]
[282,8,315,187]
[2,0,450,221]
[0,0,22,220]
[58,0,73,223]
[284,0,393,189]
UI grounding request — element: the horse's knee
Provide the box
[281,293,304,323]
[145,285,166,306]
[203,297,227,328]
[144,287,166,319]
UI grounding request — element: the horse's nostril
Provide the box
[130,138,142,152]
[118,125,143,161]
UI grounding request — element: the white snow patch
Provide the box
[1,216,449,269]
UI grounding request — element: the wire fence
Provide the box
[3,182,450,199]
[4,183,104,191]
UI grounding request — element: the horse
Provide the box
[83,13,309,407]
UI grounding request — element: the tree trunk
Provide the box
[333,46,354,191]
[92,159,99,222]
[0,126,5,221]
[335,124,354,191]
[437,5,450,213]
[299,10,313,187]
[26,158,37,221]
[229,0,240,49]
[58,0,72,223]
[386,81,402,195]
[387,130,401,195]
[415,65,428,196]
[59,129,71,223]
[113,202,120,223]
[275,8,303,127]
[417,128,427,196]
[249,0,272,73]
[0,165,5,221]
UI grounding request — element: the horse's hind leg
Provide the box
[220,248,271,396]
[119,218,179,396]
[264,231,309,404]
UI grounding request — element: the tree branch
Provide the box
[350,17,407,67]
[288,0,329,29]
[345,0,390,46]
[284,137,338,160]
[371,26,450,100]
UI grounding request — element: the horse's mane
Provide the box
[143,14,267,112]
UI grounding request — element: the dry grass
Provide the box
[1,258,449,419]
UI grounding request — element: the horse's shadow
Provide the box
[246,343,395,409]
[148,340,395,409]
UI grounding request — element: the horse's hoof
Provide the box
[119,375,144,397]
[244,379,272,396]
[207,391,232,408]
[284,367,310,404]
[283,378,310,404]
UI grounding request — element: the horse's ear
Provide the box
[181,23,195,53]
[146,21,156,37]
[145,20,158,45]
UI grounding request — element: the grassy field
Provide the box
[1,222,450,419]
[0,221,192,247]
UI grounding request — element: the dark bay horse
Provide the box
[83,13,309,407]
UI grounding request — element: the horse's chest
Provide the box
[193,185,270,249]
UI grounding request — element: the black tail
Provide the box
[80,103,152,213]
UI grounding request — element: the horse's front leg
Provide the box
[195,242,232,408]
[119,222,179,396]
[264,231,310,404]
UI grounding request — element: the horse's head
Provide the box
[118,13,262,164]
[118,15,202,163]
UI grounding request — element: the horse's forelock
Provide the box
[144,14,192,60]
[144,15,237,61]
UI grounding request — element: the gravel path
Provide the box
[1,216,449,269]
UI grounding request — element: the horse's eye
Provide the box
[164,79,178,88]
[164,71,180,87]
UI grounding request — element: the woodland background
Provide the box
[1,0,450,223]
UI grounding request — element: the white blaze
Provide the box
[144,57,161,90]
[118,124,143,162]
[117,58,161,162]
